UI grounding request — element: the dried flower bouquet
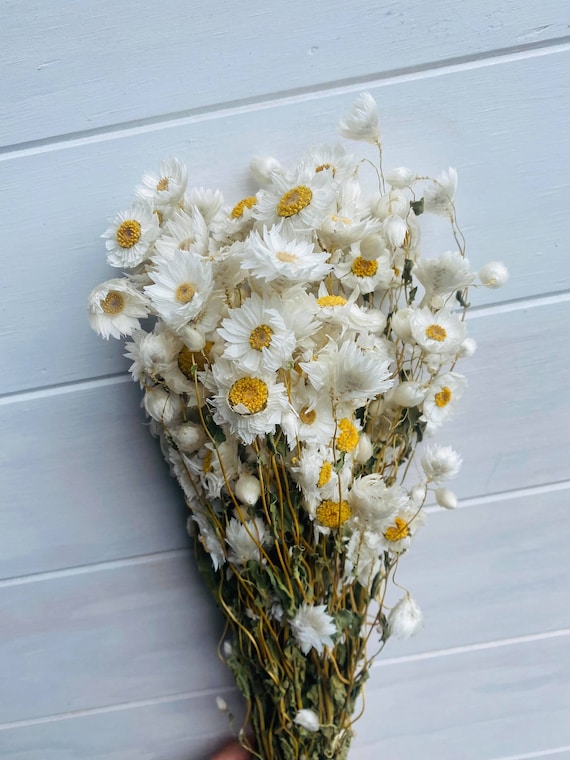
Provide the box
[88,93,507,759]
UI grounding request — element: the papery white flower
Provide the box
[226,515,273,565]
[143,387,181,425]
[388,594,423,639]
[435,487,458,509]
[193,513,226,571]
[379,507,426,554]
[385,380,425,408]
[354,432,374,464]
[414,250,475,300]
[386,167,416,188]
[102,202,160,268]
[338,92,380,144]
[299,143,357,184]
[250,154,283,185]
[383,214,408,248]
[348,475,406,531]
[294,709,320,733]
[421,444,462,483]
[183,187,224,223]
[171,422,207,453]
[235,473,261,506]
[88,279,149,340]
[290,603,336,655]
[124,327,181,384]
[242,225,332,287]
[423,168,458,217]
[185,440,240,501]
[336,246,393,294]
[479,261,509,288]
[359,231,389,261]
[390,306,414,342]
[373,188,410,221]
[344,530,383,587]
[457,336,477,358]
[410,307,466,355]
[422,372,467,432]
[154,208,209,259]
[281,381,336,449]
[136,158,188,208]
[216,696,228,712]
[218,292,296,372]
[145,251,214,331]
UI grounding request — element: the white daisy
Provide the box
[193,513,226,571]
[154,208,209,259]
[410,307,466,355]
[135,158,188,207]
[225,515,273,566]
[182,186,224,223]
[124,326,182,385]
[414,250,475,301]
[423,167,458,217]
[290,603,336,655]
[335,245,393,294]
[281,379,336,449]
[102,202,160,268]
[344,530,383,588]
[378,506,426,554]
[206,360,290,445]
[348,475,406,531]
[479,261,509,288]
[144,251,214,331]
[298,143,357,185]
[254,167,336,233]
[185,440,240,501]
[385,167,417,188]
[421,372,467,433]
[319,178,383,250]
[218,292,296,373]
[388,594,423,639]
[338,92,380,144]
[421,443,463,483]
[88,278,149,340]
[242,224,332,286]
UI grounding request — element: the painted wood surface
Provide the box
[2,1,568,756]
[3,0,569,148]
[2,48,570,394]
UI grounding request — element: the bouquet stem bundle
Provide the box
[88,92,507,758]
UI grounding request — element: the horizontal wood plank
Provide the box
[2,0,569,147]
[1,50,569,392]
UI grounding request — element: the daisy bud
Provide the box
[172,422,206,452]
[390,307,414,342]
[387,381,425,408]
[385,167,416,188]
[409,483,427,508]
[374,188,409,220]
[179,326,206,351]
[435,487,458,509]
[222,641,233,658]
[338,91,380,144]
[235,473,261,506]
[294,708,320,733]
[359,232,387,261]
[383,215,408,247]
[215,696,228,712]
[250,154,283,185]
[143,387,180,425]
[457,337,477,358]
[422,444,462,483]
[388,594,423,639]
[354,432,374,464]
[478,261,509,288]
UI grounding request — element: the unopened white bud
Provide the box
[385,167,416,188]
[222,640,233,658]
[478,261,509,288]
[388,594,423,639]
[457,337,477,358]
[172,422,206,452]
[215,696,228,712]
[435,487,458,509]
[354,432,374,464]
[383,214,408,248]
[294,708,320,733]
[144,387,180,425]
[390,307,414,342]
[250,155,282,185]
[387,381,425,408]
[235,473,261,506]
[360,232,387,261]
[179,326,206,352]
[409,482,427,508]
[374,189,409,220]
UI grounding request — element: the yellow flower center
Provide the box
[228,377,269,414]
[203,450,213,473]
[316,499,352,529]
[277,185,313,218]
[156,177,170,191]
[351,256,378,278]
[177,342,213,378]
[116,219,142,248]
[100,290,125,315]
[178,237,193,252]
[299,406,316,425]
[435,386,452,408]
[249,324,273,351]
[425,324,447,342]
[175,283,195,304]
[317,295,347,308]
[231,196,256,219]
[276,250,298,263]
[336,418,359,453]
[383,516,411,542]
[317,462,333,488]
[315,163,331,173]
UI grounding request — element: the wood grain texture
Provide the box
[2,0,569,148]
[1,49,569,394]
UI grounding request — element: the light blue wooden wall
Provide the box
[1,2,569,758]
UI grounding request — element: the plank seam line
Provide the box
[372,627,570,669]
[0,685,237,731]
[465,290,570,320]
[489,747,570,760]
[1,36,570,161]
[1,478,568,588]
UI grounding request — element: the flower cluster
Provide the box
[89,93,507,760]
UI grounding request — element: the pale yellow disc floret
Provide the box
[351,256,378,278]
[277,185,313,218]
[317,295,347,308]
[249,324,273,351]
[231,196,256,219]
[175,283,196,304]
[299,406,317,425]
[435,386,452,408]
[228,377,269,414]
[425,324,447,342]
[100,290,126,315]
[383,516,411,542]
[116,219,142,248]
[317,462,333,488]
[156,177,170,191]
[336,418,359,453]
[316,499,352,529]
